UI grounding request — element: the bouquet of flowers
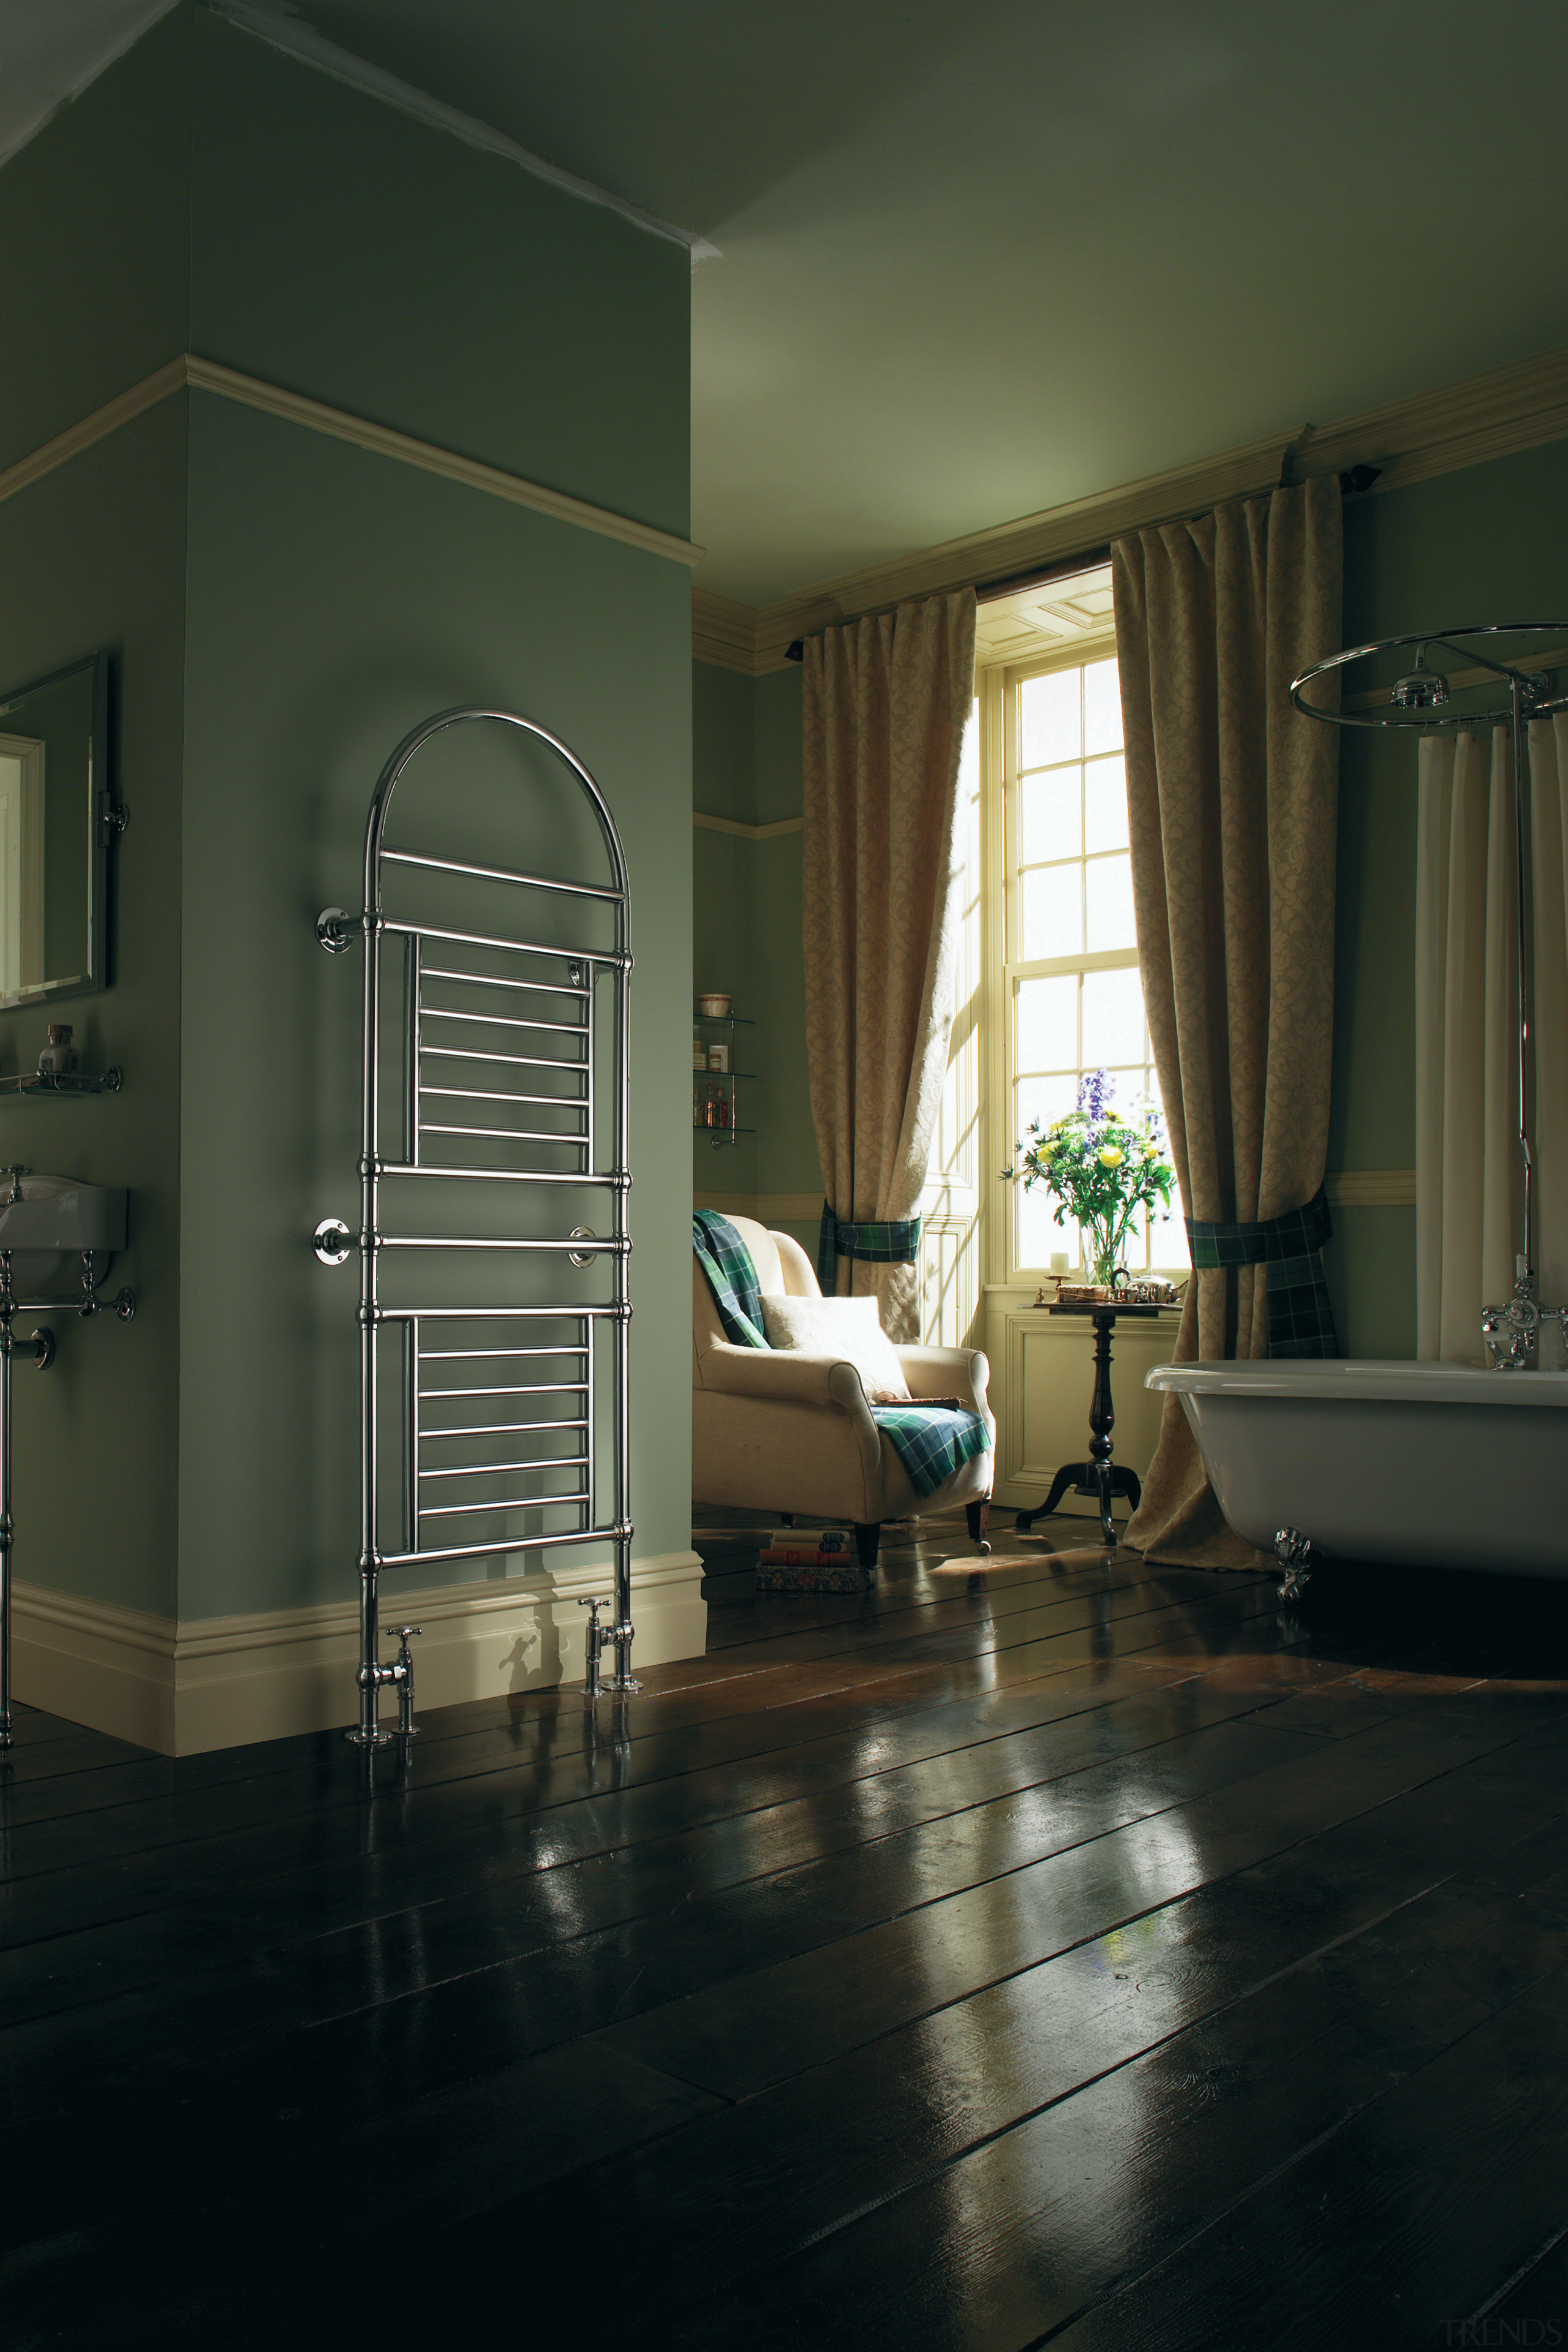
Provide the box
[1002,1068,1175,1286]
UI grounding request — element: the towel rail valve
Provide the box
[579,1596,636,1701]
[382,1624,422,1738]
[579,1596,610,1700]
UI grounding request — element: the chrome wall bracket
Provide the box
[75,1251,134,1321]
[1274,1525,1319,1602]
[315,906,357,955]
[313,1217,355,1267]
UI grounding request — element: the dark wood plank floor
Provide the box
[4,1514,1568,2350]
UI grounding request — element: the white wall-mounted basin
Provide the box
[0,1172,127,1298]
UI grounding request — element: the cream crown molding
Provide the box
[692,591,768,675]
[696,341,1568,676]
[208,1,720,263]
[0,353,704,569]
[692,808,802,840]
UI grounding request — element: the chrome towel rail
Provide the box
[314,707,636,1749]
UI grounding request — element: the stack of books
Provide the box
[755,1528,862,1591]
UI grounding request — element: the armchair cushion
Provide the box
[759,1292,911,1402]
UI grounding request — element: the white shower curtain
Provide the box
[1416,717,1568,1361]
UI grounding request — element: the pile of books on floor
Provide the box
[755,1528,862,1591]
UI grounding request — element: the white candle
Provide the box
[1049,1251,1070,1276]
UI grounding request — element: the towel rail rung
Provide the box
[421,1417,589,1441]
[420,1479,588,1517]
[415,1121,590,1147]
[420,1381,589,1400]
[420,1444,587,1479]
[420,964,589,1002]
[383,846,624,903]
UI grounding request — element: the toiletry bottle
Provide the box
[37,1025,76,1079]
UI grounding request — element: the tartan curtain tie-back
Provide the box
[1184,1185,1337,1359]
[816,1201,922,1295]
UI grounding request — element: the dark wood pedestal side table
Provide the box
[1013,1302,1164,1546]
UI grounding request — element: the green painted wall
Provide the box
[181,401,692,1619]
[189,8,689,538]
[752,670,816,1246]
[0,7,691,1627]
[0,7,191,472]
[692,660,816,1244]
[0,401,188,1615]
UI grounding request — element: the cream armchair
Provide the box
[692,1213,994,1567]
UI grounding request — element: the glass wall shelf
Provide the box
[0,1067,123,1097]
[693,1005,755,1148]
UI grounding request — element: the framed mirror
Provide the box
[0,652,112,1010]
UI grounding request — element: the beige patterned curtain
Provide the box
[1417,717,1568,1359]
[1113,478,1342,1567]
[802,591,977,1341]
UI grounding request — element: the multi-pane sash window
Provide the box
[1003,650,1186,1276]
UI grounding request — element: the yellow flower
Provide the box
[1099,1145,1124,1168]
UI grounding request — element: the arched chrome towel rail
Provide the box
[315,707,635,1747]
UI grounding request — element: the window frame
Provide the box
[979,628,1185,1291]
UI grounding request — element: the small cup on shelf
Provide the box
[695,992,731,1019]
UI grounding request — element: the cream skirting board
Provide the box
[13,1551,706,1758]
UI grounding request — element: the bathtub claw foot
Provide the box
[1274,1526,1318,1602]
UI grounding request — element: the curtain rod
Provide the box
[781,466,1381,659]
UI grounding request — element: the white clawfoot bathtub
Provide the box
[1147,1360,1568,1579]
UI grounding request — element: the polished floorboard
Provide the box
[4,1514,1568,2348]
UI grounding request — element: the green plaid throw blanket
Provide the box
[1186,1185,1338,1359]
[693,1211,990,1499]
[864,1403,990,1500]
[692,1210,768,1348]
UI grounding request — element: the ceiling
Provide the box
[10,1,1568,605]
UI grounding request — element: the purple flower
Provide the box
[1077,1068,1113,1125]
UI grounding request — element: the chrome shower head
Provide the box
[1390,646,1449,709]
